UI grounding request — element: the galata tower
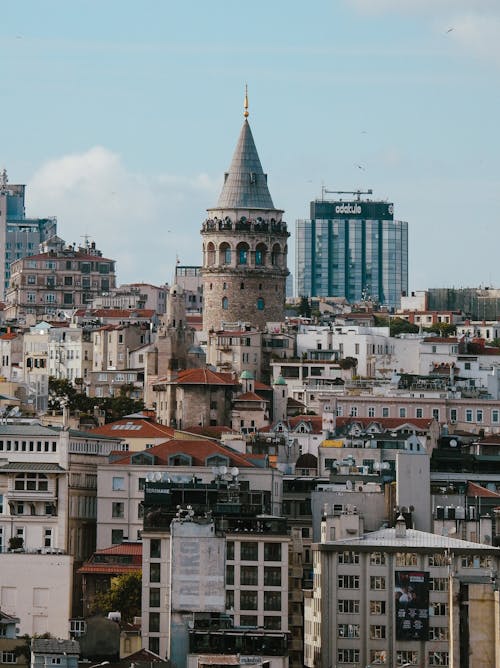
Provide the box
[201,91,289,332]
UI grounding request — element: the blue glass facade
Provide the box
[295,200,408,309]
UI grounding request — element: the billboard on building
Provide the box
[311,200,394,221]
[170,520,226,612]
[394,571,429,641]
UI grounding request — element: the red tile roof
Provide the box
[234,391,268,402]
[110,438,257,468]
[90,417,175,439]
[94,543,143,556]
[0,332,18,340]
[467,482,500,498]
[78,542,143,575]
[91,309,155,318]
[476,434,500,445]
[255,381,272,391]
[423,337,458,343]
[287,415,323,433]
[183,425,237,439]
[161,368,238,386]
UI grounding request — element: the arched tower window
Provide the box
[219,242,231,265]
[222,297,229,310]
[237,242,250,266]
[206,242,215,266]
[271,243,282,266]
[257,297,265,311]
[255,242,267,266]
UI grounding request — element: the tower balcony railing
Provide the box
[202,216,288,235]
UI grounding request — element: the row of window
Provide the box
[225,589,282,611]
[336,649,449,665]
[226,565,282,586]
[340,405,500,423]
[0,440,57,453]
[226,540,282,561]
[220,296,265,311]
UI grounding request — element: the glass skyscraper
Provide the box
[295,199,408,309]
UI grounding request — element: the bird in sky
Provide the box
[355,164,365,170]
[446,27,454,33]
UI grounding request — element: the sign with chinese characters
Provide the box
[394,571,429,641]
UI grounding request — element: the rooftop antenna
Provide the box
[244,84,249,119]
[322,188,373,201]
[81,233,91,249]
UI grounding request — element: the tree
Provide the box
[90,571,142,622]
[298,296,312,319]
[338,356,358,371]
[389,318,419,337]
[424,322,457,337]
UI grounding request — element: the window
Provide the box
[399,407,406,418]
[338,551,359,564]
[396,552,418,566]
[44,528,52,547]
[432,408,440,421]
[240,591,258,610]
[241,565,258,585]
[429,553,449,567]
[222,297,228,310]
[416,407,423,418]
[150,563,161,583]
[369,650,387,665]
[112,502,124,518]
[429,626,449,640]
[264,616,281,630]
[112,476,125,491]
[226,541,234,560]
[370,625,386,639]
[64,276,73,286]
[368,406,375,418]
[241,542,258,561]
[240,615,258,627]
[226,565,234,585]
[337,649,359,664]
[264,566,281,587]
[149,588,160,607]
[430,577,448,591]
[465,409,473,423]
[338,575,359,589]
[476,409,483,423]
[69,620,86,637]
[382,407,389,418]
[149,638,159,655]
[0,653,17,664]
[337,599,360,614]
[370,552,386,565]
[226,590,234,609]
[370,576,386,590]
[264,591,281,611]
[493,409,500,424]
[14,473,48,491]
[338,623,360,638]
[431,602,448,616]
[428,652,449,666]
[257,297,264,310]
[370,600,386,615]
[396,651,418,665]
[111,529,123,544]
[149,612,160,633]
[264,542,281,561]
[349,406,358,417]
[461,554,492,568]
[450,408,457,422]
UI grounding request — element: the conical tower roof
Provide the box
[216,119,275,210]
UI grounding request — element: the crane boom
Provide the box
[321,187,373,201]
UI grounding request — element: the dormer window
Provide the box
[168,453,192,466]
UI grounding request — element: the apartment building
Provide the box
[5,236,116,321]
[305,511,500,668]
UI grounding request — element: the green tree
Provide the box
[424,322,457,337]
[298,296,312,319]
[90,571,142,622]
[389,318,419,337]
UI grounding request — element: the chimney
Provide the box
[395,513,407,538]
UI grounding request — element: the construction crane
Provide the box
[321,187,373,201]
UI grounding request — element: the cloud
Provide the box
[345,0,500,65]
[27,147,219,286]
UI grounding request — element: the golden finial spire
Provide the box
[244,84,249,118]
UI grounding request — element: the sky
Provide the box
[1,0,499,292]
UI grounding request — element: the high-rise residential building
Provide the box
[296,196,408,309]
[201,93,289,332]
[0,170,57,299]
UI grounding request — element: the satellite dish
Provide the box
[345,480,353,491]
[154,472,162,482]
[161,472,169,482]
[231,467,239,478]
[220,466,228,476]
[449,439,458,448]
